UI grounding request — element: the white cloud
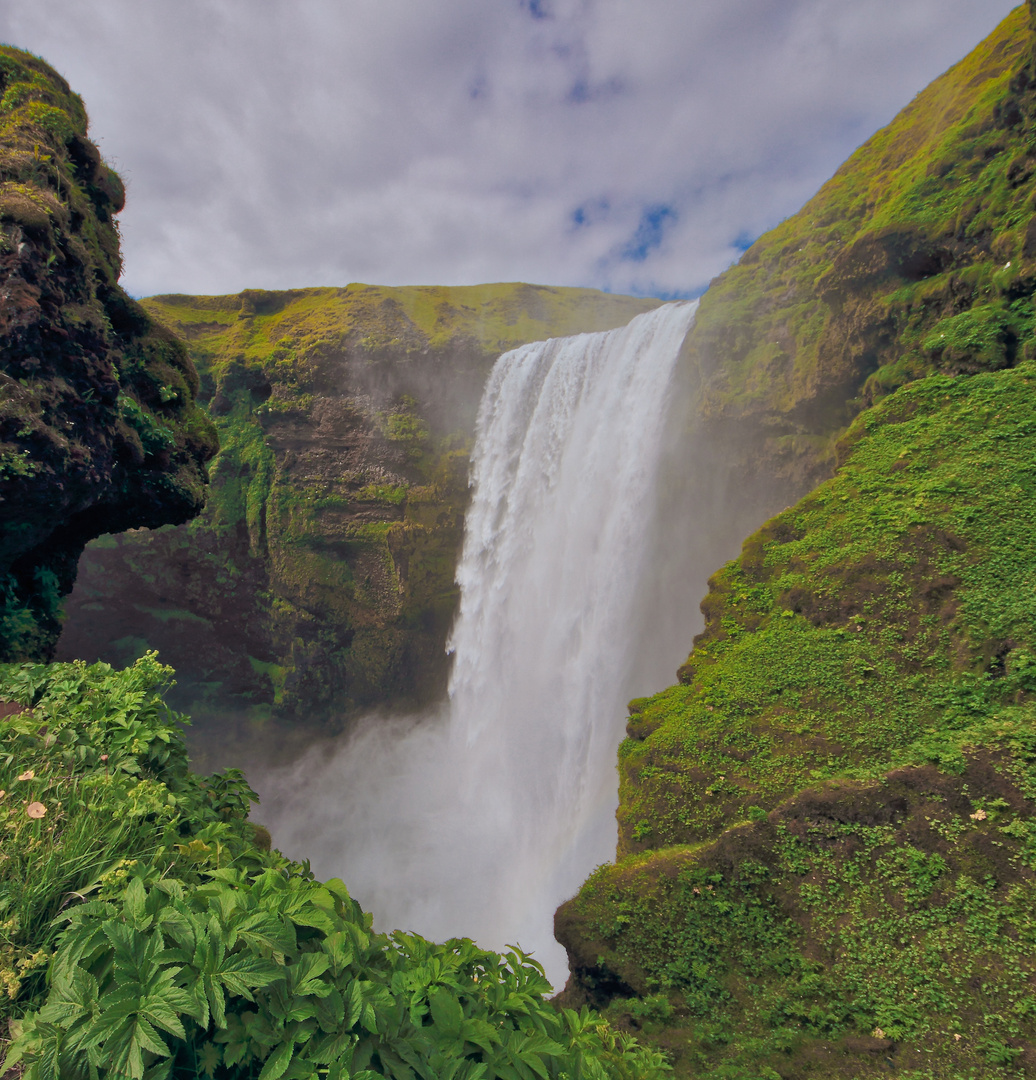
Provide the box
[0,0,1020,297]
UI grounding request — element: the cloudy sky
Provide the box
[0,0,1021,299]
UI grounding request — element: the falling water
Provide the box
[259,301,698,987]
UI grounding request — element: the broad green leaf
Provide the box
[376,1045,417,1080]
[143,1057,175,1080]
[289,952,331,999]
[308,1028,356,1065]
[313,987,346,1033]
[219,951,284,998]
[123,877,149,929]
[345,980,365,1028]
[133,1016,171,1058]
[104,1015,169,1080]
[198,1041,222,1078]
[258,1037,295,1080]
[429,989,464,1040]
[458,1017,501,1054]
[236,911,296,958]
[322,930,355,977]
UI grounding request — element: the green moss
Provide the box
[0,46,216,662]
[557,9,1036,1075]
[63,283,654,723]
[616,364,1036,855]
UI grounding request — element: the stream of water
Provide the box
[258,301,698,987]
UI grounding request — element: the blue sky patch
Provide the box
[567,75,626,104]
[521,0,552,19]
[620,204,677,262]
[570,198,610,229]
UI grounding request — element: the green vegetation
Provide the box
[677,3,1036,491]
[0,657,668,1080]
[59,285,659,726]
[14,5,1036,1076]
[559,363,1036,1075]
[556,7,1036,1075]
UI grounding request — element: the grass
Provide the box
[679,5,1036,476]
[555,10,1036,1076]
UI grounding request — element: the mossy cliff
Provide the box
[0,47,216,663]
[557,5,1036,1077]
[674,3,1036,495]
[56,285,658,725]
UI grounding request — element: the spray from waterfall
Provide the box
[256,301,697,987]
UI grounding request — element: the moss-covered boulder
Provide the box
[56,285,659,726]
[0,47,216,661]
[557,5,1036,1076]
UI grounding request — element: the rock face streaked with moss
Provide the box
[0,47,217,662]
[557,5,1036,1076]
[57,285,660,726]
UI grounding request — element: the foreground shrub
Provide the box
[0,656,669,1080]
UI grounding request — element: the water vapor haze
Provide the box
[0,0,1018,298]
[247,304,698,986]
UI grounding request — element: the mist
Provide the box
[236,304,703,987]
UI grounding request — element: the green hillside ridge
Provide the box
[56,285,659,728]
[0,46,216,663]
[556,4,1036,1077]
[675,2,1036,492]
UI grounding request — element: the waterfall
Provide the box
[259,300,697,987]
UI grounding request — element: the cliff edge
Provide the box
[56,285,659,729]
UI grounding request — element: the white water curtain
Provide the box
[260,301,697,987]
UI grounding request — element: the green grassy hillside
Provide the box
[557,5,1036,1077]
[676,3,1036,491]
[57,286,659,730]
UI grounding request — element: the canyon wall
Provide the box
[57,285,660,726]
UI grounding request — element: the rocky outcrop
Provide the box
[0,47,216,661]
[56,285,659,727]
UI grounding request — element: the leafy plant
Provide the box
[0,656,669,1080]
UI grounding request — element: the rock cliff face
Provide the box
[56,285,659,726]
[557,6,1036,1077]
[0,47,216,662]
